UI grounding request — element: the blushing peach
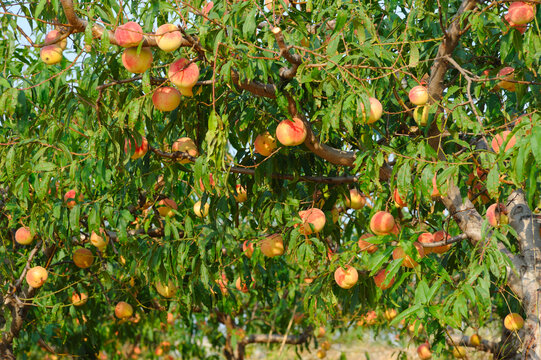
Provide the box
[491,130,516,154]
[15,227,33,245]
[121,47,153,74]
[361,97,383,124]
[73,248,94,269]
[194,200,210,218]
[384,308,397,321]
[156,24,183,52]
[114,22,143,48]
[64,189,84,209]
[369,211,395,235]
[334,265,358,289]
[260,234,284,257]
[358,233,378,254]
[234,185,248,203]
[155,280,176,298]
[90,229,108,251]
[497,67,516,92]
[393,188,406,208]
[157,198,178,217]
[345,189,366,209]
[275,117,307,146]
[168,58,199,96]
[417,232,434,254]
[254,132,277,156]
[152,87,181,111]
[392,242,425,267]
[172,137,198,164]
[373,269,395,290]
[432,230,453,254]
[115,301,133,319]
[45,30,67,49]
[409,85,428,105]
[71,292,88,306]
[506,2,536,25]
[299,208,326,235]
[504,313,524,331]
[40,45,63,65]
[417,342,432,360]
[486,203,509,227]
[505,12,528,34]
[124,136,149,160]
[215,273,228,295]
[26,266,48,288]
[242,240,254,258]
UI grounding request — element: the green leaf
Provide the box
[530,126,541,167]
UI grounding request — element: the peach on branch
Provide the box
[157,198,178,217]
[504,12,528,34]
[40,45,63,65]
[383,308,397,321]
[344,189,366,209]
[242,240,254,258]
[114,22,143,48]
[124,136,149,160]
[71,292,88,306]
[417,342,432,360]
[44,30,67,49]
[121,47,153,74]
[506,2,536,25]
[152,87,181,112]
[361,97,383,124]
[194,200,210,218]
[260,234,284,257]
[409,85,428,105]
[504,313,524,331]
[452,346,467,358]
[90,229,108,251]
[168,58,200,96]
[470,334,481,346]
[316,349,326,359]
[15,226,34,245]
[73,248,94,269]
[417,232,434,254]
[408,320,424,333]
[64,189,84,209]
[235,276,254,293]
[26,266,48,288]
[172,137,198,164]
[316,326,326,337]
[334,265,358,289]
[491,130,516,154]
[215,273,228,295]
[233,185,248,203]
[414,105,429,126]
[497,67,516,92]
[373,269,395,290]
[393,188,407,208]
[275,117,307,146]
[321,340,331,351]
[156,24,183,52]
[486,203,509,227]
[298,208,326,235]
[155,280,176,298]
[358,233,378,254]
[369,211,395,236]
[115,301,134,319]
[254,132,277,156]
[392,242,425,268]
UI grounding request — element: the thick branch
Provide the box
[272,27,302,79]
[231,71,277,98]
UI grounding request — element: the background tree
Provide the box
[0,0,540,359]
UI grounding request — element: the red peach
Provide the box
[254,132,277,156]
[172,137,198,164]
[114,22,143,48]
[199,173,215,191]
[115,301,133,319]
[431,230,452,254]
[124,136,149,160]
[373,269,395,290]
[71,292,88,306]
[157,198,178,217]
[507,2,536,25]
[299,208,326,235]
[392,242,425,267]
[156,24,183,52]
[64,189,84,209]
[26,266,48,288]
[358,233,378,254]
[235,276,254,293]
[334,265,358,289]
[369,211,395,236]
[15,227,34,245]
[242,240,254,258]
[168,58,200,96]
[260,234,284,257]
[393,188,407,208]
[152,87,181,112]
[417,342,432,360]
[486,203,509,227]
[345,189,366,209]
[45,29,67,49]
[275,117,307,146]
[409,85,428,105]
[497,67,516,92]
[121,47,153,74]
[491,130,516,154]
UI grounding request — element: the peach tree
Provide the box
[0,0,540,359]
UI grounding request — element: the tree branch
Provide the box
[272,27,302,79]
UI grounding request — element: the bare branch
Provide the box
[272,27,302,79]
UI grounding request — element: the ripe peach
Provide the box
[432,230,452,254]
[157,198,178,217]
[358,233,378,254]
[334,265,358,289]
[506,2,536,25]
[417,342,432,360]
[26,266,48,288]
[321,340,331,351]
[44,30,67,49]
[254,132,277,156]
[194,200,210,218]
[155,280,176,298]
[316,326,326,337]
[275,117,307,146]
[121,47,152,74]
[373,269,395,290]
[71,291,88,306]
[172,137,198,164]
[409,85,428,105]
[383,308,397,321]
[491,130,516,154]
[486,203,509,227]
[316,349,326,359]
[260,234,284,257]
[64,189,84,209]
[73,248,94,269]
[345,189,366,209]
[124,136,149,160]
[393,188,406,208]
[497,67,516,92]
[235,276,254,293]
[115,301,134,319]
[152,87,181,112]
[299,208,326,235]
[156,24,183,52]
[504,313,524,331]
[369,211,395,236]
[361,97,383,124]
[234,185,248,203]
[470,334,481,346]
[15,227,33,245]
[90,229,108,251]
[40,45,63,65]
[363,310,378,325]
[452,346,467,358]
[214,273,228,295]
[414,105,429,126]
[504,12,528,34]
[417,232,434,254]
[168,58,200,96]
[392,242,425,268]
[408,320,424,333]
[114,22,143,48]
